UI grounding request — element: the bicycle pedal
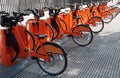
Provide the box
[24,48,30,52]
[67,34,72,37]
[6,44,10,49]
[31,57,37,60]
[6,46,10,49]
[57,35,63,39]
[37,58,45,62]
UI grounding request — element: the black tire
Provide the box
[52,18,67,40]
[6,33,20,62]
[112,11,117,18]
[51,20,60,40]
[60,18,67,31]
[72,24,93,46]
[24,30,35,50]
[43,22,54,41]
[36,42,67,75]
[88,16,104,33]
[101,11,113,23]
[116,10,120,16]
[110,8,119,18]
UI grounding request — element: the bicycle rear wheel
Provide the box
[88,16,104,33]
[36,42,67,75]
[101,11,113,23]
[72,24,93,46]
[51,20,60,40]
[41,22,54,41]
[24,30,35,50]
[60,18,67,31]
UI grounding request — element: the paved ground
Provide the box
[1,8,120,78]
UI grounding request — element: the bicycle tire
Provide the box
[60,18,67,31]
[36,42,67,75]
[110,8,118,18]
[6,33,20,62]
[72,24,93,46]
[112,11,117,18]
[51,20,60,40]
[101,11,113,23]
[24,30,35,50]
[52,18,67,40]
[88,16,104,33]
[45,22,55,41]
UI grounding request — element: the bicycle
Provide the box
[90,2,113,23]
[43,6,93,46]
[0,11,20,62]
[98,1,120,18]
[1,11,68,75]
[26,9,55,41]
[74,3,104,33]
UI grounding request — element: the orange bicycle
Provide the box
[91,2,113,23]
[25,9,55,41]
[74,3,104,33]
[1,11,68,75]
[98,1,120,18]
[44,7,93,46]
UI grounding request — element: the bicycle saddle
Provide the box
[34,33,47,40]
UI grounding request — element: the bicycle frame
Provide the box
[29,38,64,62]
[98,2,119,16]
[55,10,82,36]
[55,9,92,37]
[12,23,64,62]
[30,40,50,62]
[91,2,113,18]
[11,26,29,57]
[26,16,53,41]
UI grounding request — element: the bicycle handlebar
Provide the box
[24,8,39,20]
[43,7,64,16]
[34,8,39,14]
[66,3,82,7]
[24,8,33,12]
[0,11,30,27]
[0,11,9,15]
[13,12,29,16]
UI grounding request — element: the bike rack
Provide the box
[60,10,73,32]
[0,29,15,66]
[0,26,29,66]
[13,26,28,58]
[65,10,73,31]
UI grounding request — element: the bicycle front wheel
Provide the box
[36,42,67,75]
[88,16,104,33]
[72,24,93,46]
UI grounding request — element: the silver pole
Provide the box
[91,0,92,3]
[81,0,83,5]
